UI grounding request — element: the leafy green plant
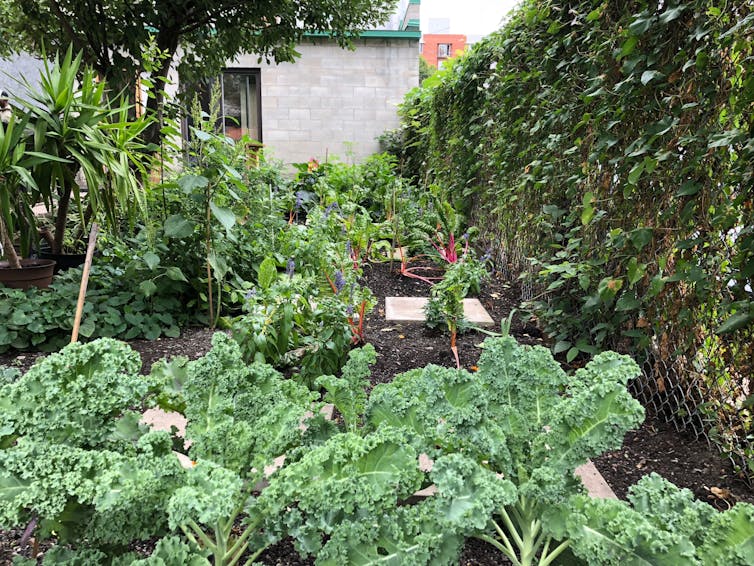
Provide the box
[20,47,149,255]
[316,344,377,432]
[396,0,754,477]
[425,255,488,367]
[0,339,183,555]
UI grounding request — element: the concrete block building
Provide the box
[203,1,422,165]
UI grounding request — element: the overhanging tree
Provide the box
[1,0,396,144]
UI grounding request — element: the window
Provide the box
[193,69,262,143]
[220,70,261,142]
[437,43,451,58]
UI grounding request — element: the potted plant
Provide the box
[0,113,58,288]
[17,48,149,268]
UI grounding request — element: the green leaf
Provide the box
[627,257,647,286]
[143,251,160,270]
[78,318,96,338]
[139,280,158,297]
[0,473,31,503]
[209,201,236,232]
[165,266,188,282]
[629,228,653,251]
[616,292,641,311]
[659,5,685,24]
[163,214,194,239]
[640,70,664,85]
[628,162,644,184]
[618,37,638,59]
[207,250,230,280]
[176,174,209,194]
[566,347,579,363]
[715,310,754,334]
[553,340,571,354]
[675,182,701,197]
[257,257,277,291]
[581,192,595,225]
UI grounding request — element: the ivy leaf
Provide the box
[629,228,653,251]
[628,162,644,184]
[581,192,595,225]
[659,5,685,24]
[640,70,664,85]
[676,182,701,197]
[618,36,638,59]
[715,310,754,334]
[627,257,647,286]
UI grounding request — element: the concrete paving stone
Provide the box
[575,461,617,499]
[385,296,494,326]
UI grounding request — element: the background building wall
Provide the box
[420,33,467,68]
[232,35,419,165]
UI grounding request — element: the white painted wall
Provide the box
[232,36,419,165]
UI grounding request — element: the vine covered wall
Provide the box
[396,0,754,480]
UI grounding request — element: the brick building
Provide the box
[420,34,467,68]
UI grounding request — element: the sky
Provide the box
[419,0,521,37]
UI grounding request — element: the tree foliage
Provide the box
[0,0,396,142]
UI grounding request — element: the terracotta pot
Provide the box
[0,258,57,289]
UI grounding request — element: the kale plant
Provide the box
[0,339,184,552]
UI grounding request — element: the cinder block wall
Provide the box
[232,36,419,165]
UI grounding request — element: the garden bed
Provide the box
[2,261,751,565]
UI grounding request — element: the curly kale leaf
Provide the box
[557,474,754,565]
[256,426,424,555]
[130,535,210,565]
[315,453,515,566]
[0,338,155,450]
[528,351,645,488]
[0,437,183,545]
[176,332,316,477]
[365,365,511,470]
[316,344,376,432]
[166,461,243,530]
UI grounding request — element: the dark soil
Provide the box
[1,260,752,564]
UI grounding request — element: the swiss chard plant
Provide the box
[425,255,488,367]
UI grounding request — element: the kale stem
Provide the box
[242,544,268,566]
[183,522,215,553]
[499,504,525,550]
[476,533,522,566]
[540,539,571,566]
[491,518,519,559]
[226,519,260,566]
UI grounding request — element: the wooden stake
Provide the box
[71,223,99,343]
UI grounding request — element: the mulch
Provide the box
[1,259,752,564]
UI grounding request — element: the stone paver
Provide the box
[385,296,494,326]
[575,461,617,499]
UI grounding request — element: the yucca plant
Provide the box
[18,47,150,254]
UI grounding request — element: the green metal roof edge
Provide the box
[303,30,421,40]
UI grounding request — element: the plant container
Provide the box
[0,258,56,289]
